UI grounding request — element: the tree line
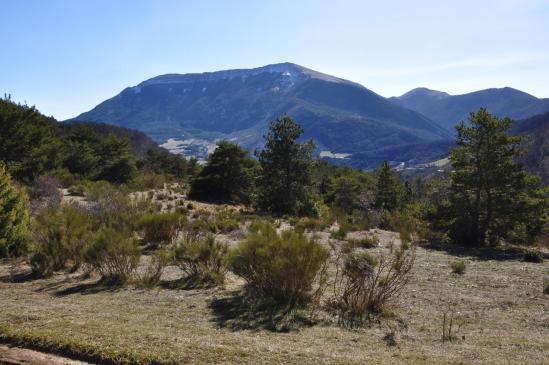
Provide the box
[0,97,195,184]
[190,111,547,246]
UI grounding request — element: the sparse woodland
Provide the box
[0,98,548,364]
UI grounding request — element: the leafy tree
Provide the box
[439,108,547,246]
[256,116,315,215]
[0,163,30,257]
[189,141,257,203]
[374,161,402,211]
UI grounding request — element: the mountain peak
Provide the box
[137,62,361,89]
[399,87,450,100]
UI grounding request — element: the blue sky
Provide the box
[1,0,548,120]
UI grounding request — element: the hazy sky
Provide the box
[1,0,549,120]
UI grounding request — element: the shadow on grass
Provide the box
[159,276,218,291]
[420,241,549,261]
[0,270,39,283]
[52,278,122,296]
[208,291,318,333]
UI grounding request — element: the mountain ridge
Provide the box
[71,62,451,169]
[389,86,549,131]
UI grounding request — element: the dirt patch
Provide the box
[0,344,91,365]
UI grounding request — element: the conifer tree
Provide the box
[256,116,315,215]
[189,140,257,203]
[440,108,547,246]
[374,161,402,211]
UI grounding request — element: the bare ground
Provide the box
[0,344,91,365]
[0,229,548,364]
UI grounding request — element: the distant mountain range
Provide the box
[71,63,549,169]
[389,87,549,132]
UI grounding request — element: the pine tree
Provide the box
[189,141,258,203]
[0,97,63,182]
[0,163,30,257]
[327,174,362,213]
[374,161,402,211]
[256,116,315,215]
[95,134,137,183]
[441,108,547,246]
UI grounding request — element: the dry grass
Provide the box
[0,231,548,364]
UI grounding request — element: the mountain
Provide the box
[72,63,451,169]
[389,87,549,132]
[512,112,549,184]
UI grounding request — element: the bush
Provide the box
[86,184,155,230]
[173,236,228,286]
[28,175,62,213]
[346,235,379,250]
[294,217,322,234]
[212,209,241,233]
[84,228,140,284]
[67,184,86,196]
[215,217,239,233]
[334,242,415,321]
[130,171,168,191]
[136,212,184,248]
[29,251,52,277]
[136,249,171,288]
[380,203,428,243]
[523,250,543,263]
[50,167,78,188]
[543,279,549,295]
[331,226,348,240]
[450,260,466,275]
[230,223,329,308]
[84,181,115,201]
[30,204,92,276]
[0,164,30,258]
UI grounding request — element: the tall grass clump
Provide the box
[230,223,329,308]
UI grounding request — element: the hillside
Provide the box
[0,98,192,182]
[512,112,549,184]
[389,87,549,132]
[72,63,451,169]
[60,121,161,159]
